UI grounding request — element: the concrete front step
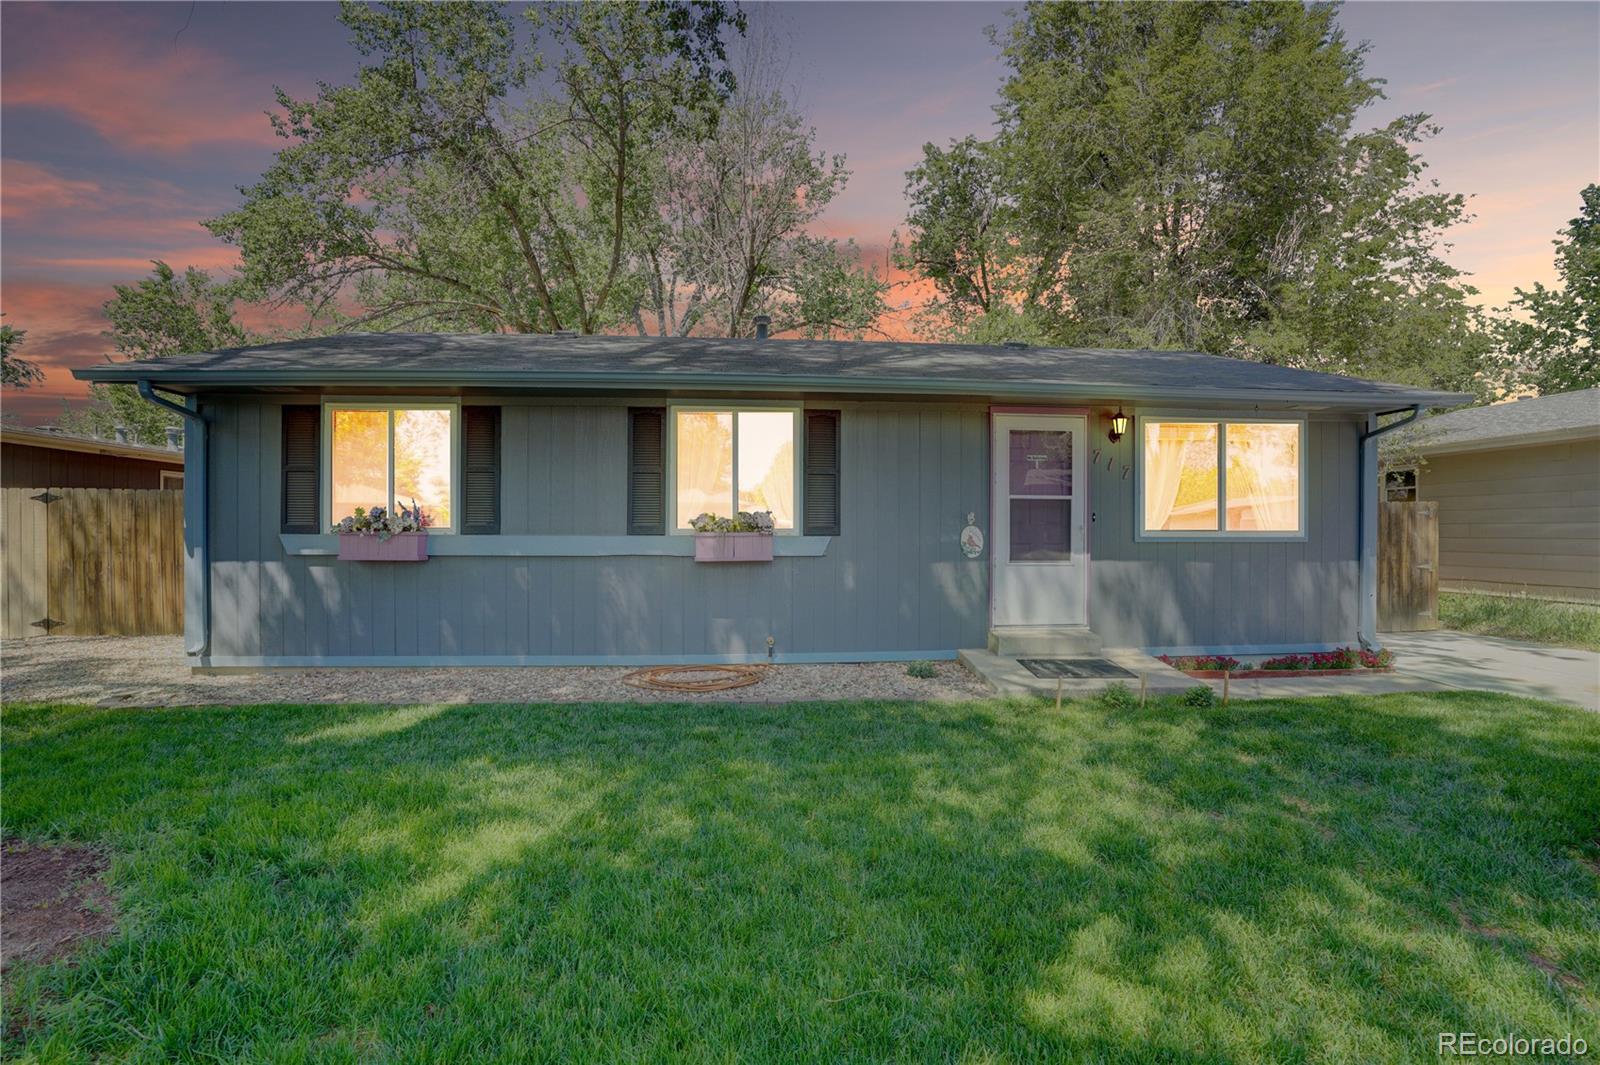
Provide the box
[986,625,1103,658]
[959,648,1198,698]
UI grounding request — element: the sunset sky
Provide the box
[2,1,1596,424]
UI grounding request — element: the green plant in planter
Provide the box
[689,511,775,534]
[905,660,937,679]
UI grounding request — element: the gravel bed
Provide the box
[2,636,992,707]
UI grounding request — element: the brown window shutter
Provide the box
[460,405,501,534]
[628,407,666,535]
[803,410,841,536]
[281,405,321,533]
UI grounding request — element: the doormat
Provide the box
[1017,658,1137,680]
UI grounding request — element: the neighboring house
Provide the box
[1,426,184,490]
[76,334,1466,668]
[1383,388,1600,603]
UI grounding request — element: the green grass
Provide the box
[4,693,1598,1063]
[1439,591,1600,651]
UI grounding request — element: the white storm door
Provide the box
[991,414,1087,626]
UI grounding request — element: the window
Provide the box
[1140,418,1304,537]
[1385,467,1417,502]
[673,408,797,530]
[160,470,184,489]
[327,404,456,530]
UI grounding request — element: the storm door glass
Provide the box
[1008,429,1071,561]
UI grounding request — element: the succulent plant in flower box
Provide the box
[334,502,432,561]
[690,510,775,562]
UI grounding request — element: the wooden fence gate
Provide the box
[2,487,184,639]
[1378,500,1439,632]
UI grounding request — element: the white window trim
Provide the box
[666,402,803,535]
[1384,464,1418,502]
[159,470,184,489]
[1134,412,1309,542]
[322,399,461,534]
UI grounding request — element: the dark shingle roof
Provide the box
[74,332,1471,409]
[1387,388,1600,455]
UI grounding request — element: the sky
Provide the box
[2,1,1596,424]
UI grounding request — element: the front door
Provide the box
[991,413,1087,627]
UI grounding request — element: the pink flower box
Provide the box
[693,532,774,562]
[337,532,429,562]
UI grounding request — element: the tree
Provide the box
[60,262,252,445]
[899,1,1492,392]
[207,1,742,336]
[632,28,885,338]
[1,316,44,390]
[1497,185,1600,394]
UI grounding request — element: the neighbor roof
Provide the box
[1,426,185,464]
[1385,388,1600,457]
[73,333,1471,410]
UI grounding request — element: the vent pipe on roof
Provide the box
[113,425,129,443]
[165,426,183,450]
[753,314,771,341]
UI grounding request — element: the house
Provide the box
[75,334,1467,668]
[1,425,184,489]
[1383,388,1600,603]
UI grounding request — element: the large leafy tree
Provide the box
[633,31,886,338]
[61,262,252,445]
[1497,185,1600,395]
[1,316,44,390]
[900,1,1492,392]
[207,1,742,336]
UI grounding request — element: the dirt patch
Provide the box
[1451,901,1584,992]
[1,841,118,970]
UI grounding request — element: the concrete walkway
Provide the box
[1380,630,1599,712]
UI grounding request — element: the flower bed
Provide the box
[1159,647,1396,679]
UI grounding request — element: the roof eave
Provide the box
[72,366,1472,411]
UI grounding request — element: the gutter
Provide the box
[74,366,1474,412]
[1356,405,1424,649]
[138,381,209,656]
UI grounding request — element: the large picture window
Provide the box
[674,408,797,530]
[327,404,456,530]
[1141,418,1303,537]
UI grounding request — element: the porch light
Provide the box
[1108,407,1131,444]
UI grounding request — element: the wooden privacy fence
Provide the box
[1378,500,1439,632]
[2,487,183,639]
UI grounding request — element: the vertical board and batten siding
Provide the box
[205,397,988,661]
[1085,413,1361,651]
[1416,438,1600,601]
[201,396,1363,662]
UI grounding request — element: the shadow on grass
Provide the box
[2,692,1598,1063]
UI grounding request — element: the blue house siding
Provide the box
[203,396,990,663]
[1087,414,1360,652]
[198,395,1361,664]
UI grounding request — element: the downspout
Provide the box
[1356,404,1424,649]
[138,381,209,657]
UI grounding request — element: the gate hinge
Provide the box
[30,490,61,504]
[30,617,64,633]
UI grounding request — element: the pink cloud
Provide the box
[2,11,284,153]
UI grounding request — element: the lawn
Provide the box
[3,693,1598,1063]
[1439,591,1600,652]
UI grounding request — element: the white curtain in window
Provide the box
[1226,423,1299,531]
[1144,422,1216,531]
[675,411,733,527]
